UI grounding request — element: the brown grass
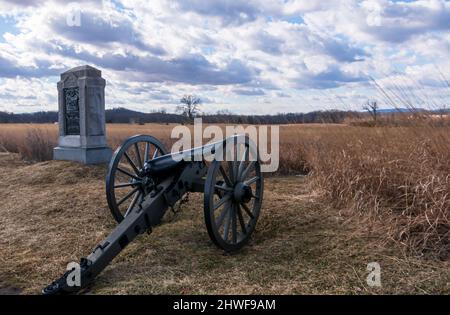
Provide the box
[0,125,56,162]
[302,125,450,259]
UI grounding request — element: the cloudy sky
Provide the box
[0,0,449,114]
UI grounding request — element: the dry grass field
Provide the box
[0,123,331,174]
[0,122,450,294]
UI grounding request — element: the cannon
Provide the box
[43,134,264,294]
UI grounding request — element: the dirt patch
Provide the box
[0,153,449,294]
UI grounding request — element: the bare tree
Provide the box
[177,94,201,122]
[438,104,448,119]
[363,100,379,123]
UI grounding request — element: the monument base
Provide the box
[53,146,112,165]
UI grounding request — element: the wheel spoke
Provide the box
[231,204,237,244]
[213,194,231,210]
[233,146,239,182]
[144,142,150,164]
[153,148,159,159]
[244,176,259,186]
[214,184,233,192]
[236,204,247,234]
[124,191,141,217]
[240,161,255,181]
[240,202,254,219]
[219,165,232,187]
[134,142,143,169]
[215,202,231,227]
[227,161,234,183]
[114,182,140,189]
[117,167,142,181]
[117,186,140,206]
[233,161,239,184]
[237,147,248,181]
[223,209,232,241]
[123,152,140,175]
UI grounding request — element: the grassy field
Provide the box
[0,123,336,174]
[0,122,449,294]
[0,152,448,294]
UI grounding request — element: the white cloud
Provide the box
[0,0,448,114]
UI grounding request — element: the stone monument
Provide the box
[53,65,112,164]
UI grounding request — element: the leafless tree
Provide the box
[438,104,448,119]
[177,94,201,122]
[363,100,379,123]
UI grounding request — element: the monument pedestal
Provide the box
[54,146,112,164]
[53,65,112,164]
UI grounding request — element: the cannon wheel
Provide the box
[204,138,264,252]
[106,135,167,223]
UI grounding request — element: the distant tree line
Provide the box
[0,111,58,123]
[0,107,361,125]
[201,110,359,124]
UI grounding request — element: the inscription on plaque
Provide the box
[63,87,80,135]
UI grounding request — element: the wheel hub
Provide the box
[233,182,252,203]
[141,176,150,186]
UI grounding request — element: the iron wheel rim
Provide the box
[106,134,167,223]
[204,137,264,252]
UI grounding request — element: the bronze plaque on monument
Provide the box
[63,87,80,135]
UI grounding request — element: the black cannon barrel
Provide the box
[145,134,250,175]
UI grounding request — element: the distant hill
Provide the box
[105,108,185,124]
